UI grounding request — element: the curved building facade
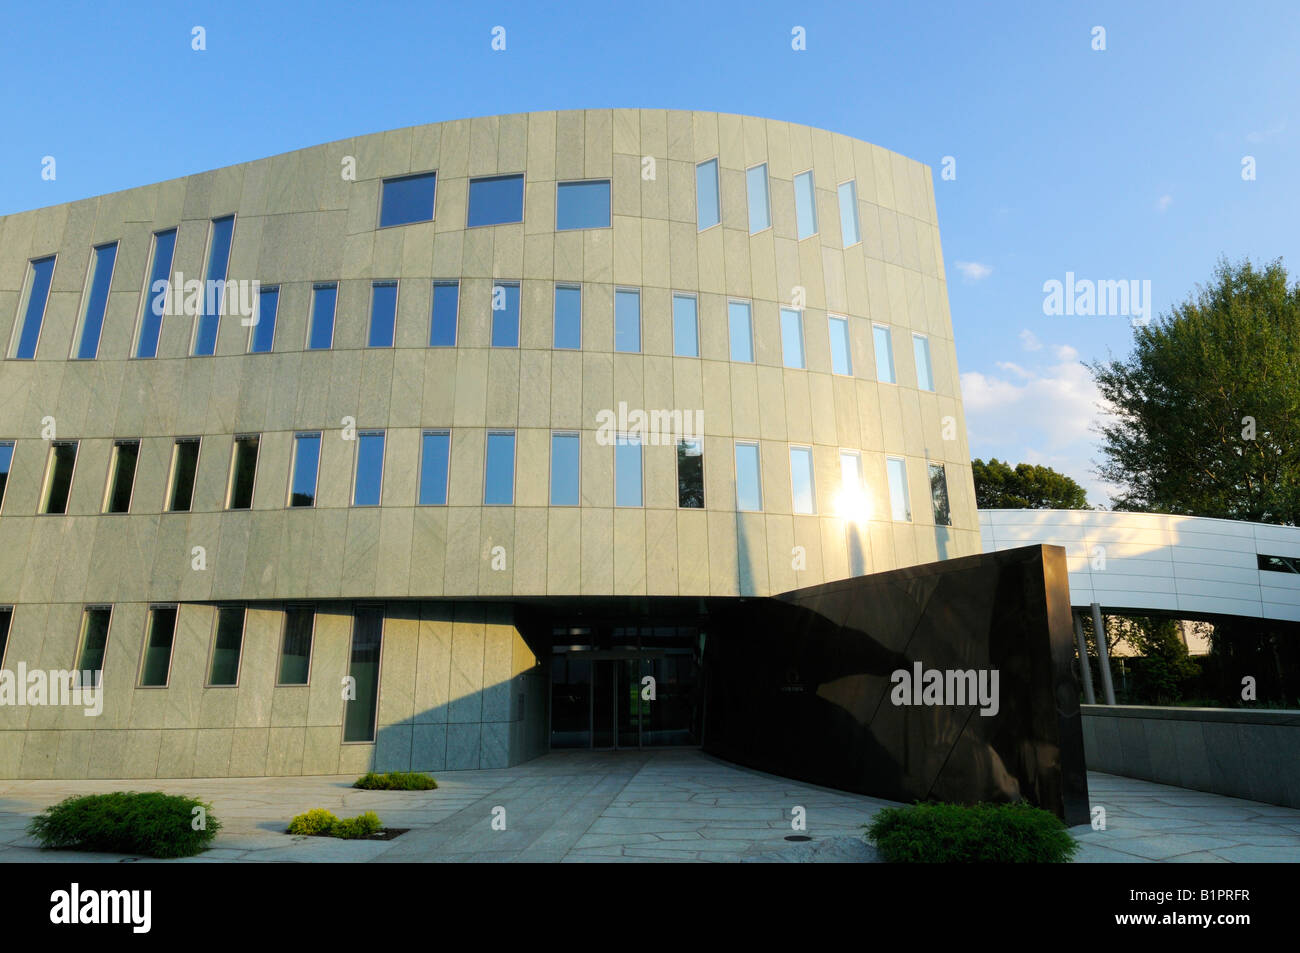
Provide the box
[0,110,981,780]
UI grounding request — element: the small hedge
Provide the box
[863,802,1079,863]
[287,808,383,839]
[28,792,221,859]
[354,771,438,790]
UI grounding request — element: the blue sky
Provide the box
[3,1,1296,505]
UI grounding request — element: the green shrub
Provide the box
[287,808,383,839]
[863,802,1079,863]
[353,771,438,790]
[331,811,383,839]
[28,791,220,859]
[287,808,340,836]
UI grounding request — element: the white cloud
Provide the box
[1156,194,1173,212]
[954,260,992,281]
[1019,328,1042,351]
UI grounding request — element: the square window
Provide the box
[468,174,525,227]
[379,171,437,227]
[556,180,610,230]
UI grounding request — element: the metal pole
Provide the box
[1091,602,1117,705]
[1074,612,1096,704]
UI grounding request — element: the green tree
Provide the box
[1088,258,1300,523]
[971,458,1090,509]
[1109,616,1200,704]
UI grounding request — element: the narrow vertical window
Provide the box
[468,174,525,227]
[74,242,118,360]
[839,451,867,521]
[193,215,235,356]
[227,434,260,510]
[368,281,397,348]
[208,606,245,686]
[735,442,762,512]
[673,294,699,358]
[790,446,816,514]
[352,431,385,506]
[0,607,11,667]
[553,285,581,350]
[491,282,520,348]
[307,283,337,350]
[696,159,720,230]
[556,180,611,230]
[10,256,56,360]
[139,605,178,687]
[929,463,952,526]
[838,180,861,246]
[913,334,935,391]
[249,285,278,353]
[677,439,704,508]
[794,171,818,239]
[484,431,516,505]
[615,434,643,507]
[103,439,140,514]
[614,288,641,353]
[278,605,315,685]
[343,606,383,742]
[840,451,863,495]
[746,163,771,233]
[550,432,580,506]
[430,280,459,347]
[289,432,321,507]
[0,441,15,514]
[167,438,201,512]
[887,457,911,522]
[780,308,805,369]
[41,441,78,515]
[728,300,754,363]
[873,325,896,383]
[136,229,177,358]
[419,430,451,505]
[75,606,112,688]
[828,315,853,375]
[380,171,437,227]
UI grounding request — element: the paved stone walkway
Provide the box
[0,749,1296,862]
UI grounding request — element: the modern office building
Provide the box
[0,110,1031,800]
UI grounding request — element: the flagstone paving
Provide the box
[0,749,1296,862]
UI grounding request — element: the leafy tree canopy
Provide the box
[971,458,1090,510]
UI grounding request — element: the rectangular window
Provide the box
[11,256,56,360]
[368,281,397,348]
[728,300,754,363]
[343,606,383,742]
[840,451,863,492]
[873,325,896,383]
[780,308,805,369]
[208,606,245,686]
[491,282,520,348]
[379,171,437,228]
[887,457,911,522]
[468,173,525,227]
[103,439,140,514]
[137,230,177,358]
[556,180,610,230]
[0,607,11,668]
[839,450,866,520]
[696,159,720,230]
[615,288,641,353]
[289,432,321,507]
[677,439,704,508]
[913,334,935,391]
[278,605,315,685]
[0,441,13,513]
[615,434,643,507]
[139,605,178,687]
[74,242,118,360]
[419,430,451,505]
[353,431,385,506]
[167,438,201,512]
[838,180,861,247]
[193,215,235,356]
[735,442,762,512]
[75,606,112,688]
[41,441,78,515]
[249,285,278,353]
[828,315,853,375]
[430,280,459,347]
[790,446,816,514]
[553,284,581,350]
[307,283,337,350]
[484,431,516,505]
[673,294,699,358]
[550,431,580,506]
[227,434,260,510]
[929,463,952,526]
[794,171,818,240]
[746,163,771,233]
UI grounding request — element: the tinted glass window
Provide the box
[735,443,762,512]
[104,440,140,514]
[139,606,178,687]
[249,286,278,353]
[42,441,77,515]
[794,171,818,239]
[208,606,245,685]
[419,430,450,505]
[75,243,118,359]
[468,174,524,227]
[615,289,640,353]
[615,434,642,507]
[491,282,520,347]
[550,432,580,506]
[929,463,952,526]
[673,294,698,358]
[278,606,315,684]
[838,180,861,246]
[914,334,935,391]
[307,283,337,350]
[380,171,437,227]
[828,316,852,375]
[76,607,111,687]
[343,607,383,742]
[227,435,259,510]
[0,442,13,513]
[790,446,816,514]
[353,431,385,506]
[887,457,911,521]
[430,281,459,347]
[728,301,753,362]
[0,607,11,666]
[554,285,581,349]
[873,325,896,383]
[368,281,397,348]
[290,432,321,507]
[484,431,515,505]
[13,256,56,360]
[746,164,770,233]
[137,230,177,358]
[168,438,200,512]
[677,439,703,508]
[193,215,235,356]
[781,308,805,368]
[557,180,610,230]
[696,159,720,230]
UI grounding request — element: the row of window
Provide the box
[0,603,380,743]
[698,158,864,245]
[0,431,953,524]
